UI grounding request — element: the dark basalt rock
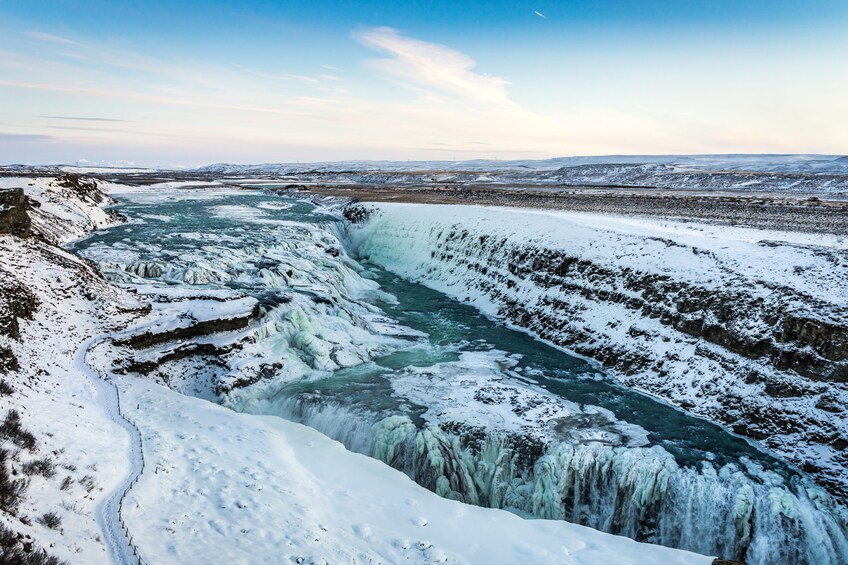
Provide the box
[342,204,373,224]
[216,362,283,395]
[474,240,848,383]
[0,275,39,341]
[116,301,260,349]
[123,342,237,375]
[57,173,101,201]
[0,189,31,238]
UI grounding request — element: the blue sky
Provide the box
[1,1,847,166]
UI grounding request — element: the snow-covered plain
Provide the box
[196,154,848,175]
[195,154,848,194]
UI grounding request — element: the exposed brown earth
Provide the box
[296,184,848,235]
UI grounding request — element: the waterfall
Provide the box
[247,390,848,565]
[77,195,848,565]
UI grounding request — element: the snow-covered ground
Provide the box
[0,231,144,563]
[193,154,848,194]
[0,178,723,563]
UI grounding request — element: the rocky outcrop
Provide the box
[121,342,235,375]
[0,189,31,238]
[343,204,373,224]
[56,173,103,202]
[488,247,848,383]
[115,301,260,349]
[23,176,124,244]
[0,271,40,372]
[0,275,39,341]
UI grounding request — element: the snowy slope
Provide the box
[0,234,145,563]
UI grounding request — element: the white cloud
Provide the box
[27,32,81,46]
[355,27,513,106]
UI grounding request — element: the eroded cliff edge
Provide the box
[347,203,848,499]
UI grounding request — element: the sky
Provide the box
[1,0,847,166]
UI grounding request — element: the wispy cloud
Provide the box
[231,64,344,86]
[0,133,54,142]
[27,32,81,46]
[0,80,338,121]
[47,125,129,133]
[40,115,130,122]
[354,27,513,106]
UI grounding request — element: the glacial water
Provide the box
[73,187,848,565]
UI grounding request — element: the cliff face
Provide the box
[350,203,848,499]
[0,188,31,238]
[0,175,124,244]
[0,188,36,372]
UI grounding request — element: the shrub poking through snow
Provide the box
[0,410,37,452]
[0,347,18,374]
[77,475,95,493]
[0,523,68,564]
[36,512,61,530]
[21,458,55,479]
[0,448,28,512]
[0,381,12,396]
